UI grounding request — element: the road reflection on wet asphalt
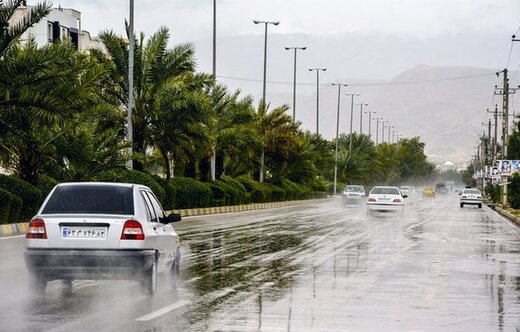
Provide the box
[2,193,520,331]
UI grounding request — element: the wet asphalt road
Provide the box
[1,193,520,331]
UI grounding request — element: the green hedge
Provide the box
[170,177,212,209]
[0,188,13,224]
[0,175,42,220]
[151,175,177,210]
[221,175,250,204]
[207,182,226,207]
[263,182,286,202]
[95,169,165,205]
[213,180,238,205]
[36,174,59,202]
[236,176,272,203]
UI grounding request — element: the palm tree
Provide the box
[0,0,51,57]
[0,41,108,183]
[95,27,213,174]
[336,133,378,185]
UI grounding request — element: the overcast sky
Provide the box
[53,0,519,40]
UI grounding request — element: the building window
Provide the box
[47,22,53,43]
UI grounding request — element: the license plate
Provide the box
[62,227,107,239]
[379,197,391,201]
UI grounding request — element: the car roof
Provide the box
[371,186,399,189]
[56,182,148,189]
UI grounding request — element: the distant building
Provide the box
[10,4,106,53]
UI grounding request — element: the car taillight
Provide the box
[121,220,145,240]
[368,198,376,202]
[393,199,402,203]
[26,219,47,239]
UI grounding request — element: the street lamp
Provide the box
[345,93,360,153]
[388,124,393,143]
[357,103,368,134]
[127,0,135,169]
[365,110,375,139]
[382,120,388,143]
[309,68,327,134]
[331,83,348,196]
[375,117,383,145]
[285,46,307,122]
[253,19,280,105]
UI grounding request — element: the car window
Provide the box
[141,191,159,223]
[144,191,165,220]
[371,187,400,195]
[42,185,134,214]
[345,186,364,193]
[463,189,481,195]
[139,191,154,222]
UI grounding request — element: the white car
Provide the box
[342,185,366,204]
[459,188,483,208]
[399,186,411,195]
[25,182,181,295]
[367,186,407,214]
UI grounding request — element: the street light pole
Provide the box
[346,93,360,153]
[382,120,388,143]
[285,46,307,122]
[365,110,375,139]
[127,0,134,170]
[332,83,348,196]
[388,125,393,143]
[359,103,368,134]
[375,118,380,145]
[253,20,279,105]
[308,68,327,134]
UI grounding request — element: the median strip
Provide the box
[135,300,190,322]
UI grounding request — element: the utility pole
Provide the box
[497,69,509,207]
[127,0,134,170]
[331,83,348,196]
[309,68,327,134]
[359,103,368,134]
[487,106,498,164]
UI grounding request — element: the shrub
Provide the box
[509,173,520,209]
[151,175,177,210]
[485,183,500,204]
[221,175,250,204]
[0,175,42,220]
[236,176,271,203]
[8,194,22,223]
[36,174,59,202]
[170,177,212,209]
[207,182,226,207]
[0,188,12,224]
[213,180,238,205]
[281,179,300,200]
[95,169,165,205]
[263,182,286,202]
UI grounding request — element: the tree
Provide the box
[96,27,213,175]
[0,41,108,183]
[0,0,51,57]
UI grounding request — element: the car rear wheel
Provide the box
[142,259,157,296]
[171,252,180,288]
[460,203,464,208]
[478,204,482,209]
[30,274,47,295]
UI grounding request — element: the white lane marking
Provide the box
[0,234,25,240]
[135,300,190,322]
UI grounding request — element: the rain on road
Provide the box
[1,192,520,331]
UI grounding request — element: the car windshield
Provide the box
[463,189,481,195]
[345,186,364,193]
[42,185,134,214]
[400,186,410,190]
[371,187,400,195]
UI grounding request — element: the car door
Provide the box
[143,190,176,272]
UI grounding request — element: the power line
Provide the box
[217,71,497,87]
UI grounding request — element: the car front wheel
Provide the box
[460,203,464,208]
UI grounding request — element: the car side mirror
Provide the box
[458,192,462,196]
[403,195,408,199]
[162,213,182,224]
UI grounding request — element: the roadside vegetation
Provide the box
[0,1,435,223]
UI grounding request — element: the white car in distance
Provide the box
[25,182,182,295]
[342,185,366,204]
[367,186,407,215]
[459,188,483,208]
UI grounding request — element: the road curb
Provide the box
[0,222,28,237]
[493,206,520,226]
[0,198,331,237]
[168,198,330,218]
